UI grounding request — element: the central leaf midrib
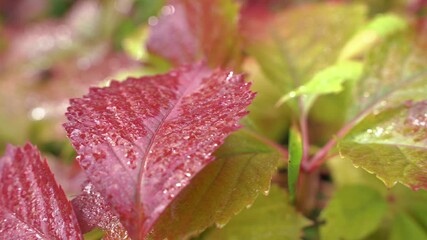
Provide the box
[135,70,207,233]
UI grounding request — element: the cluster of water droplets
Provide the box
[75,183,130,239]
[140,69,254,222]
[399,100,427,143]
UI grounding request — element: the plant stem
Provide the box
[304,70,427,172]
[304,99,379,172]
[298,98,310,168]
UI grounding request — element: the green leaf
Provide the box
[243,58,291,141]
[339,14,407,61]
[148,129,282,239]
[276,61,363,109]
[288,126,303,203]
[328,155,427,240]
[327,156,387,193]
[390,212,427,240]
[241,3,366,94]
[347,33,427,119]
[334,26,427,191]
[339,101,427,190]
[201,185,310,240]
[320,185,387,240]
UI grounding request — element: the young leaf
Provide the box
[64,63,255,238]
[0,143,82,239]
[276,61,363,109]
[240,3,366,94]
[146,0,242,68]
[288,126,303,203]
[339,14,407,61]
[339,101,427,190]
[200,185,310,240]
[148,129,282,239]
[320,185,387,240]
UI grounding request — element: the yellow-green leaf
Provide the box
[339,14,407,61]
[201,185,310,240]
[339,102,427,190]
[276,61,363,108]
[148,129,282,239]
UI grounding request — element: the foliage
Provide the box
[0,0,426,239]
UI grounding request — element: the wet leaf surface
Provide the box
[64,63,255,238]
[0,143,82,239]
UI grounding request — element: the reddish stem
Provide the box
[299,99,310,168]
[304,103,375,172]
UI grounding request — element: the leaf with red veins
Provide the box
[339,101,427,190]
[71,183,130,239]
[64,63,255,238]
[146,0,242,68]
[0,143,82,239]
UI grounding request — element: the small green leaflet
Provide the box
[339,14,407,61]
[288,126,303,203]
[276,61,363,109]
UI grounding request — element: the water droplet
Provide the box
[263,188,270,196]
[126,160,136,169]
[148,16,159,26]
[226,72,234,82]
[80,158,90,170]
[216,222,226,229]
[161,5,175,15]
[30,107,46,120]
[374,127,384,137]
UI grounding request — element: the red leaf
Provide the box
[64,63,255,238]
[0,143,82,239]
[146,0,242,68]
[71,183,130,239]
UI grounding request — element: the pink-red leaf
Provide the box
[64,63,255,238]
[71,183,129,239]
[146,0,242,68]
[0,143,82,239]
